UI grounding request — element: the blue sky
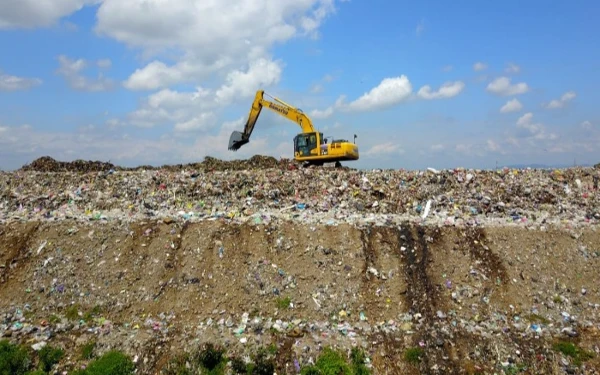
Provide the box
[1,0,599,170]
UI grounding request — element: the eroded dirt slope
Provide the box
[1,220,600,374]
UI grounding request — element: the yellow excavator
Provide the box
[228,90,359,167]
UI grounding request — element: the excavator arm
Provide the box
[228,90,315,151]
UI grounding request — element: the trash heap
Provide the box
[1,156,600,374]
[1,156,599,227]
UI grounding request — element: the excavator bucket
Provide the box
[228,131,248,151]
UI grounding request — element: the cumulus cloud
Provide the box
[343,76,412,112]
[0,71,42,91]
[215,58,283,104]
[56,55,115,92]
[486,77,529,96]
[0,0,100,29]
[125,87,215,128]
[473,62,487,71]
[417,81,465,100]
[516,112,556,140]
[96,0,340,91]
[544,91,576,109]
[500,98,523,113]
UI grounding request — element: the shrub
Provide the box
[0,339,31,375]
[84,350,135,375]
[38,344,64,372]
[314,348,352,375]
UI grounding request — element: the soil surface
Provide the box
[1,220,600,374]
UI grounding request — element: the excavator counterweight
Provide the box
[227,90,359,166]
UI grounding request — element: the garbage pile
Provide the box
[19,155,301,173]
[2,159,599,226]
[20,156,117,173]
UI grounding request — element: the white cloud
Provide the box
[364,142,404,156]
[505,63,520,74]
[473,62,487,71]
[310,106,335,119]
[344,76,412,112]
[581,120,593,129]
[544,91,576,109]
[442,65,453,72]
[0,0,100,29]
[126,87,215,128]
[56,55,115,92]
[430,144,444,152]
[215,58,283,104]
[417,81,465,100]
[97,0,340,91]
[516,112,556,140]
[0,71,42,91]
[174,112,217,132]
[123,59,231,91]
[500,98,523,113]
[486,77,529,96]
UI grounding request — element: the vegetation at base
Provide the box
[0,339,30,375]
[162,343,370,375]
[77,350,135,375]
[196,343,227,375]
[38,345,64,372]
[1,339,135,375]
[552,341,595,366]
[403,347,424,364]
[299,347,370,375]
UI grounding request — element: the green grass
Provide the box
[38,345,64,372]
[298,347,371,375]
[266,343,277,355]
[81,350,135,375]
[48,314,60,324]
[275,296,291,309]
[0,340,31,375]
[552,341,594,366]
[65,305,80,321]
[312,347,352,375]
[403,347,424,365]
[80,341,96,360]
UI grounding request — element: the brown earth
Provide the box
[1,219,600,374]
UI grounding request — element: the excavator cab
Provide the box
[294,132,323,157]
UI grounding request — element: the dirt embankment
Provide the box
[1,220,600,374]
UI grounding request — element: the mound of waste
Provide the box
[18,155,303,174]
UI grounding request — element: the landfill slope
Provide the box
[1,160,600,374]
